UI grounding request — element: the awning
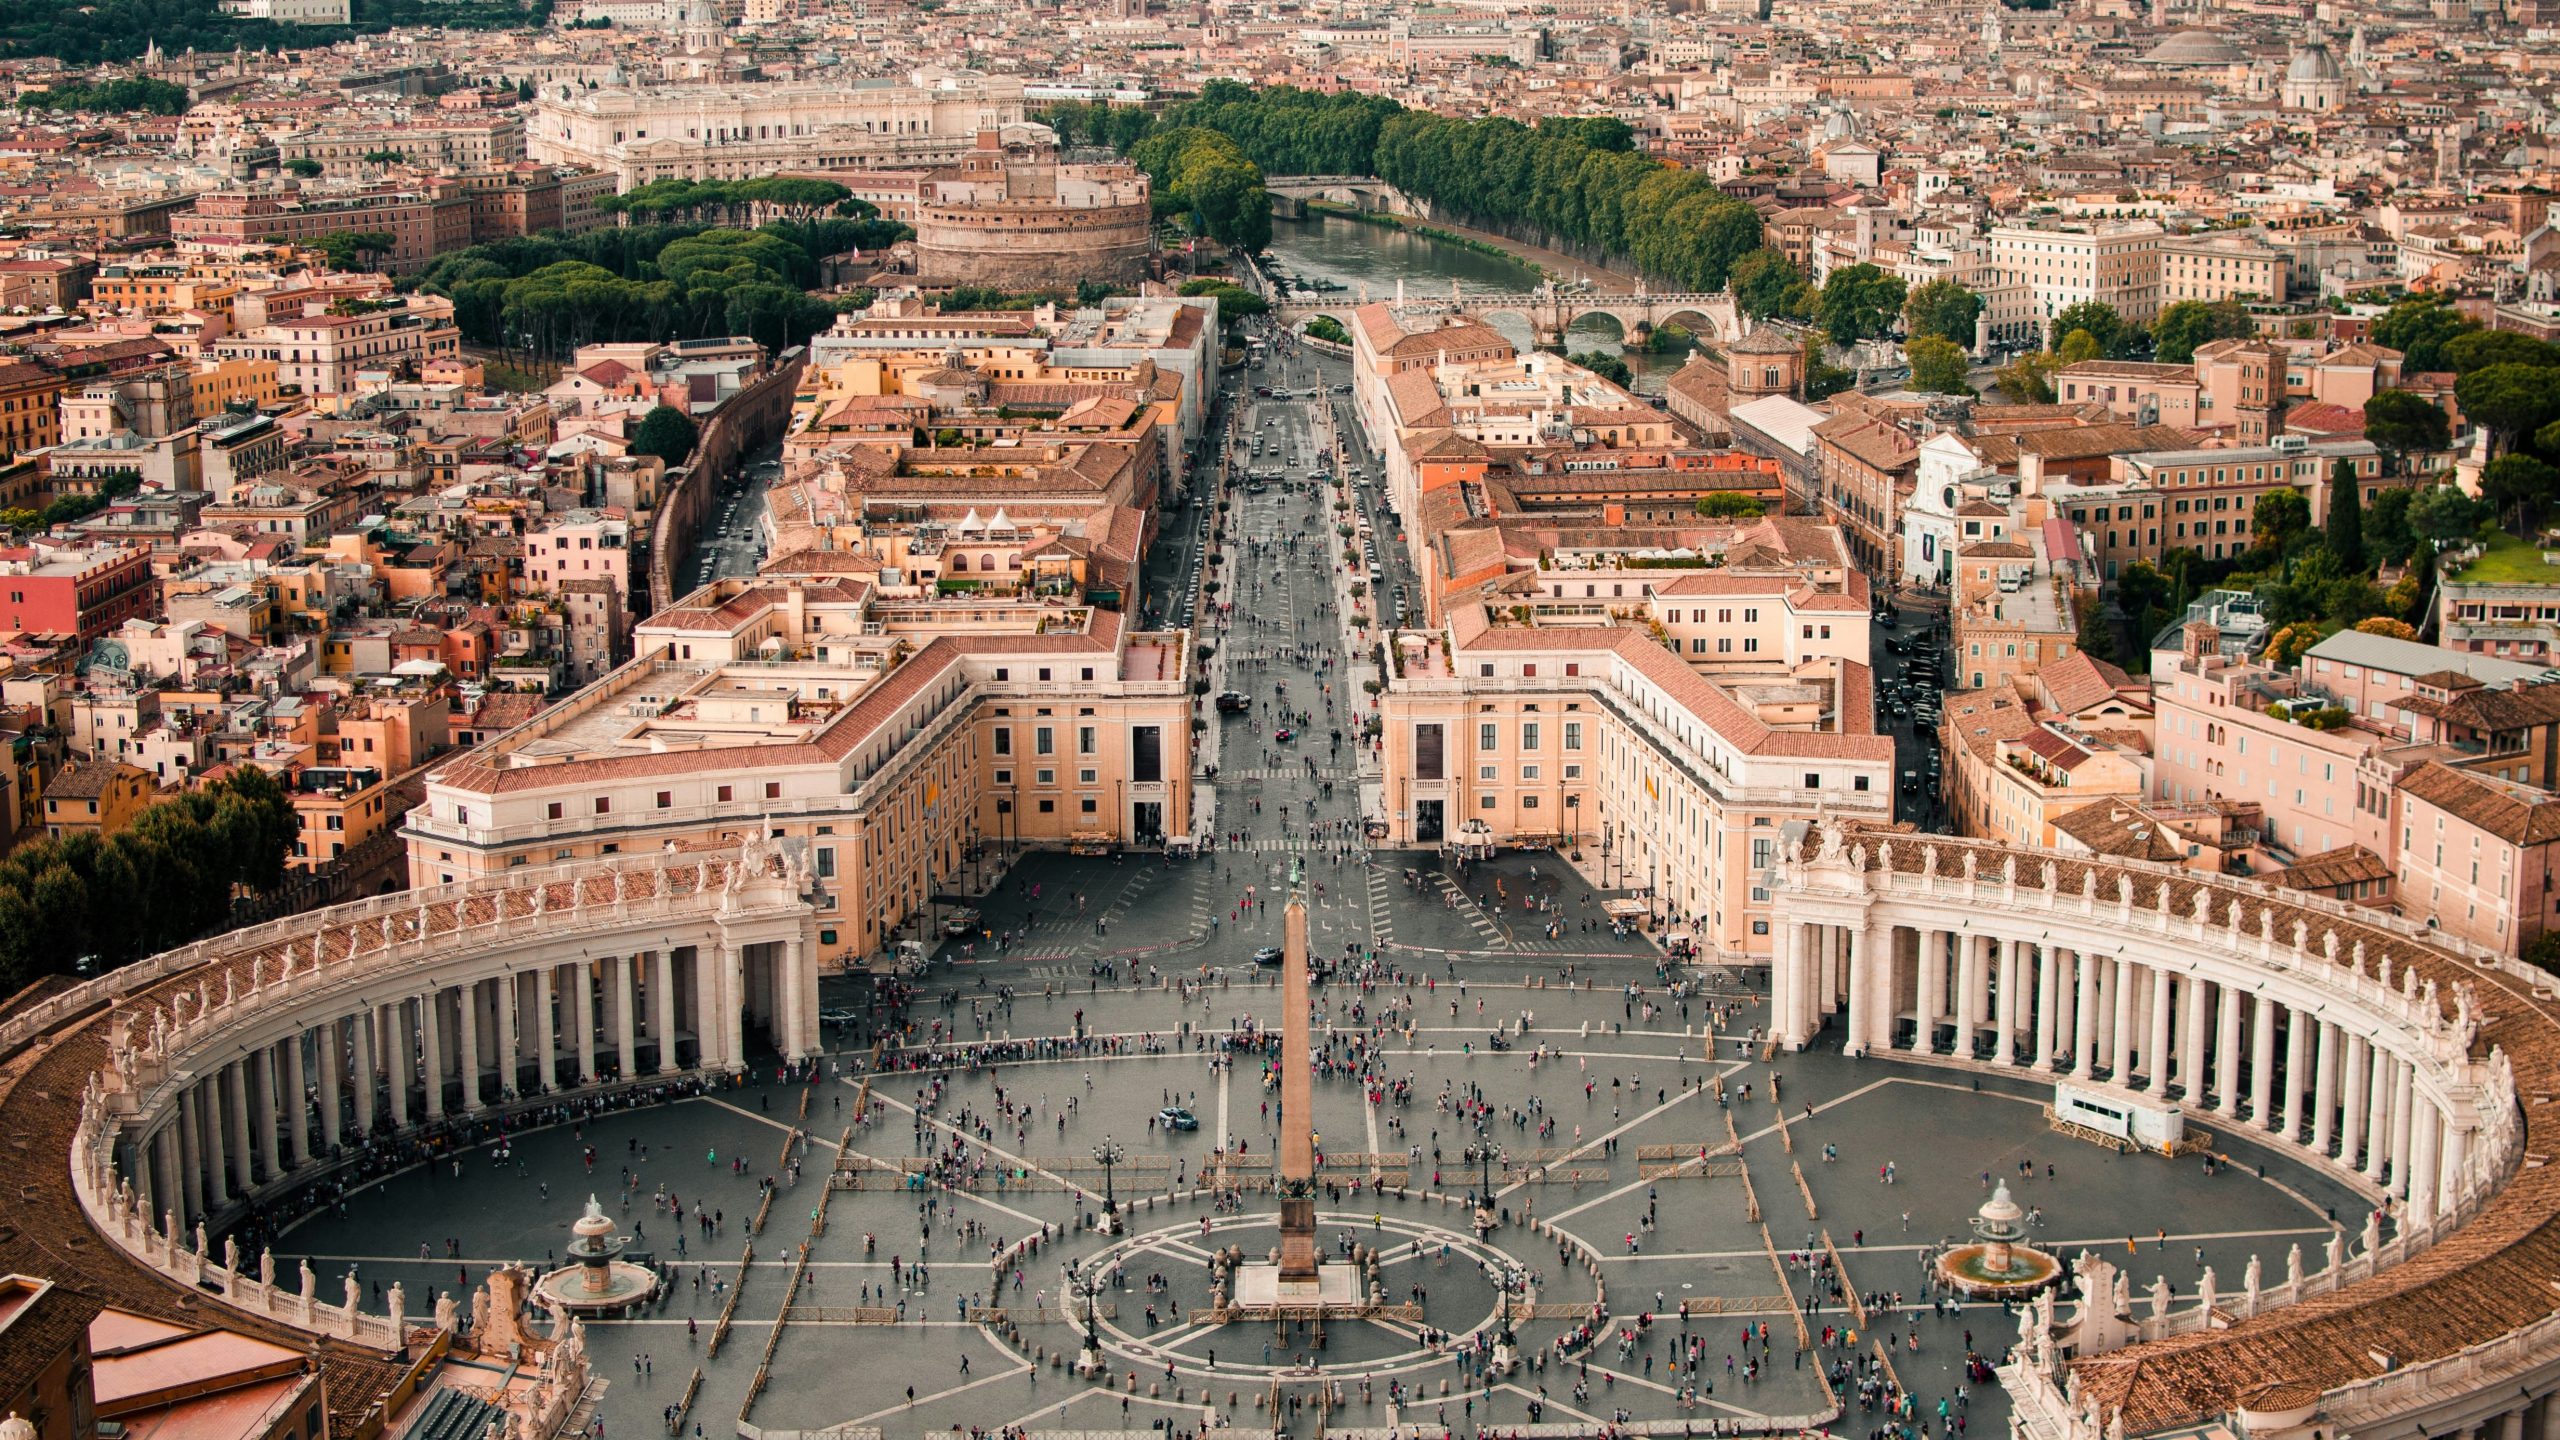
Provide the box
[1602,899,1649,919]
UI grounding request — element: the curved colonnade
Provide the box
[1767,829,2559,1440]
[45,844,819,1353]
[18,827,2560,1440]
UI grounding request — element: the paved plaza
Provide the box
[269,364,2367,1440]
[273,949,2363,1440]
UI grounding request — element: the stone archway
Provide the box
[1563,310,1629,349]
[1659,308,1722,344]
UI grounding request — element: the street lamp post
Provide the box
[1063,1258,1106,1376]
[1484,1258,1527,1375]
[1094,1136,1126,1234]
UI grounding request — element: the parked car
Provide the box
[1216,691,1251,712]
[1253,946,1283,965]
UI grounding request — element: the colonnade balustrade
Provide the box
[63,841,823,1347]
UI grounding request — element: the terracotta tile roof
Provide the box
[2398,761,2560,844]
[2268,844,2393,891]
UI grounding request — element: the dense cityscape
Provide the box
[0,3,2553,1440]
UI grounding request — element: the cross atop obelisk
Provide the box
[1275,867,1319,1286]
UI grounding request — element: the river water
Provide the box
[1261,212,1690,393]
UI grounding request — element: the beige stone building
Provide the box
[407,578,1192,966]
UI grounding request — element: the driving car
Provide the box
[941,907,981,937]
[1215,691,1251,712]
[1252,946,1283,965]
[1158,1107,1199,1131]
[818,1008,859,1026]
[1274,727,1295,742]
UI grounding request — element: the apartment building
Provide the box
[405,578,1193,966]
[2159,233,2289,304]
[172,185,474,275]
[1379,546,1894,962]
[210,307,460,396]
[2045,435,2381,577]
[1990,220,2165,335]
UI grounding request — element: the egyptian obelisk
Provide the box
[1276,867,1319,1288]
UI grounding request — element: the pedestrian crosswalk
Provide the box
[1209,835,1368,853]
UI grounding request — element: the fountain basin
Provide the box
[1934,1241,2062,1298]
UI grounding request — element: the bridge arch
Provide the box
[1562,311,1628,347]
[1656,308,1722,344]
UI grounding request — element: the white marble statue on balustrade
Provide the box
[2197,1267,2215,1315]
[2146,1275,2170,1319]
[260,1248,275,1287]
[1964,850,1981,881]
[2362,1210,2382,1256]
[2285,1242,2302,1287]
[346,1271,362,1313]
[435,1290,459,1334]
[2118,875,2134,906]
[300,1260,315,1303]
[389,1281,406,1331]
[2083,868,2098,900]
[223,1236,238,1272]
[2003,854,2018,886]
[1877,838,1896,872]
[1819,824,1846,862]
[2243,1254,2262,1311]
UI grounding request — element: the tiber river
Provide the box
[1259,212,1693,393]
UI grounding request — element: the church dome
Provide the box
[2286,43,2342,83]
[2140,29,2243,66]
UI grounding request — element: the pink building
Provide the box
[2396,762,2560,958]
[522,509,632,602]
[2150,622,2391,862]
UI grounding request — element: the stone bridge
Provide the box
[1273,281,1745,352]
[1264,174,1418,220]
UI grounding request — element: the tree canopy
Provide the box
[1129,127,1270,251]
[2363,389,2451,470]
[2371,292,2477,374]
[633,405,699,467]
[1901,280,1982,347]
[2149,299,2255,364]
[1906,336,1973,395]
[0,766,295,992]
[1818,264,1905,347]
[15,77,189,113]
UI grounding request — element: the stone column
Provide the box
[722,941,749,1071]
[782,935,812,1059]
[2077,953,2102,1075]
[1956,934,1984,1059]
[2311,1021,2340,1155]
[178,1083,206,1222]
[250,1046,280,1179]
[456,978,482,1114]
[284,1033,309,1167]
[2250,995,2277,1129]
[2363,1046,2393,1184]
[2442,1122,2473,1218]
[2389,1058,2416,1196]
[2177,975,2210,1098]
[2497,1408,2526,1440]
[383,1002,408,1130]
[2538,1390,2560,1440]
[693,947,722,1072]
[536,964,559,1092]
[2281,1008,2310,1141]
[420,988,446,1120]
[613,956,638,1077]
[1997,938,2023,1066]
[1771,923,1799,1051]
[2339,1033,2368,1170]
[2144,965,2173,1091]
[2212,983,2242,1114]
[224,1060,254,1197]
[2107,958,2134,1078]
[152,1124,181,1227]
[575,961,598,1083]
[2035,944,2061,1069]
[316,1017,342,1152]
[653,951,679,1073]
[1917,930,1945,1053]
[497,972,520,1098]
[2408,1103,2440,1220]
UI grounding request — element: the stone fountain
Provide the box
[533,1195,659,1315]
[1933,1182,2061,1298]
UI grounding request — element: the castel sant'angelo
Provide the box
[911,124,1157,290]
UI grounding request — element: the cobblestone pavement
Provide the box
[272,966,2364,1440]
[266,369,2366,1440]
